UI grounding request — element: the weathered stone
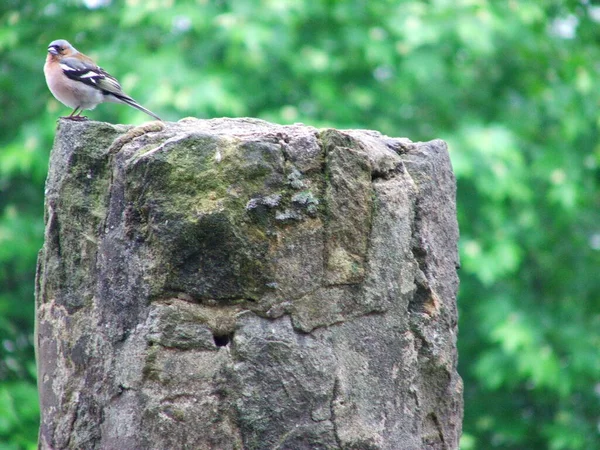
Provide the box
[36,118,462,449]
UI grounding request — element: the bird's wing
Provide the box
[59,57,124,96]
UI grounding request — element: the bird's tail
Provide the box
[121,96,162,121]
[109,92,162,121]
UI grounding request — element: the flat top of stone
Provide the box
[61,117,424,175]
[173,117,318,137]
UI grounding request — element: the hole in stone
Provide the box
[408,282,429,314]
[213,333,233,347]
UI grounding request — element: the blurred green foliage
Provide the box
[1,0,599,448]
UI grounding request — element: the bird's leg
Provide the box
[65,107,88,121]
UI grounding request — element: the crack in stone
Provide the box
[330,376,343,449]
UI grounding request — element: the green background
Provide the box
[1,0,599,448]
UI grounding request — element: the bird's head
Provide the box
[47,39,76,57]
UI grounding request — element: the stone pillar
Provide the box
[36,118,462,449]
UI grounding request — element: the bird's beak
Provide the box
[48,47,58,56]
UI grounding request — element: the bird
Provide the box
[44,39,162,121]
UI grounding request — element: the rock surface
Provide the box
[36,118,462,449]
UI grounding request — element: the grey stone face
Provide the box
[37,118,462,450]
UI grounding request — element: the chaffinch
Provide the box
[44,39,161,121]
